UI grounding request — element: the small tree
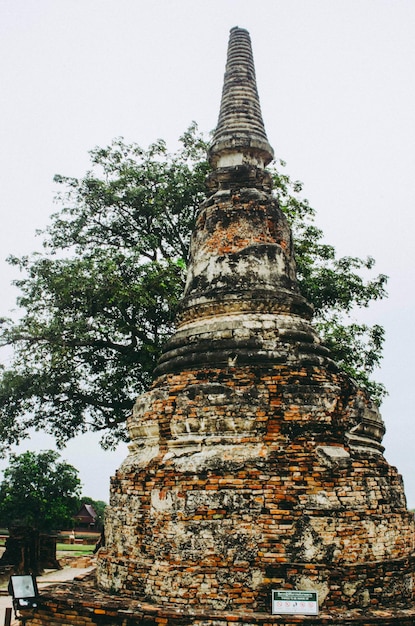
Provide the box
[0,450,81,532]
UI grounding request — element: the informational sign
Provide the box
[271,590,318,615]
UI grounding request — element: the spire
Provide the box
[208,27,274,169]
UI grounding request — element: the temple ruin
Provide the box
[23,26,415,626]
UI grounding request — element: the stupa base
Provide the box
[20,573,415,626]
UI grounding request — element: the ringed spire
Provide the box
[208,26,274,169]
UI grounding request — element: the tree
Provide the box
[0,450,81,531]
[272,162,387,401]
[0,124,387,452]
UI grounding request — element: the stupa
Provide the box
[23,26,415,626]
[96,24,415,618]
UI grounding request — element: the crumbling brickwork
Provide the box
[97,343,414,613]
[24,26,415,626]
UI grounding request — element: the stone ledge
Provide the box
[21,578,415,626]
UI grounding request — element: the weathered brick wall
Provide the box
[97,361,414,612]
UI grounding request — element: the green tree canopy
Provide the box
[0,124,387,452]
[0,450,81,531]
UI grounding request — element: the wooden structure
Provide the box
[74,504,98,530]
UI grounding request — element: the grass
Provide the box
[57,543,95,554]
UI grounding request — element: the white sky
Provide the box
[0,0,415,505]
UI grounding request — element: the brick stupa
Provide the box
[24,27,415,626]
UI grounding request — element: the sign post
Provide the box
[272,590,318,616]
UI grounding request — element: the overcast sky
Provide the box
[1,0,415,505]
